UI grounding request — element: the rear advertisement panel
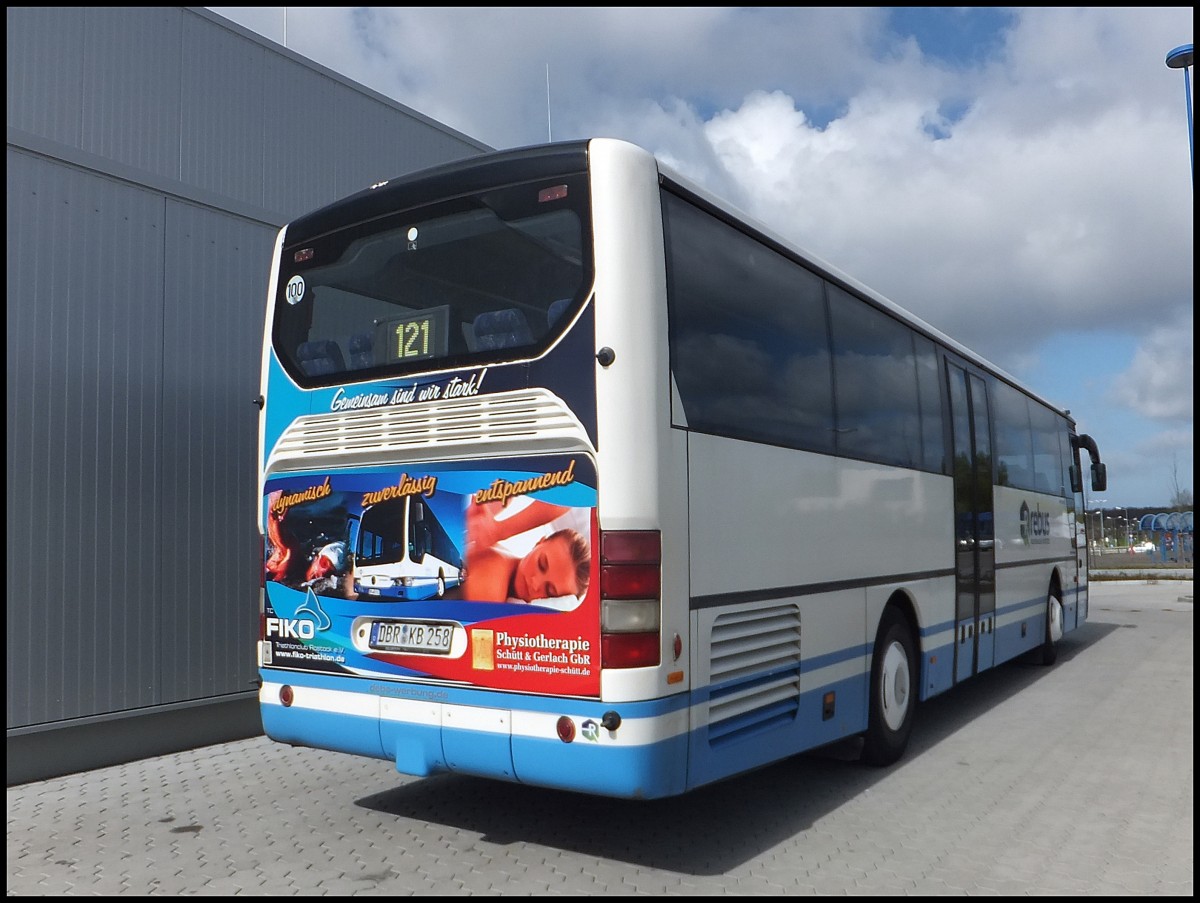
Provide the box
[263,454,600,697]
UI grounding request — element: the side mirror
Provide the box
[1091,462,1108,493]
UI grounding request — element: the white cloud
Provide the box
[207,6,1194,504]
[1111,312,1195,422]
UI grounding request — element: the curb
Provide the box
[1090,570,1192,581]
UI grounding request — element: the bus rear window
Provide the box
[273,176,591,384]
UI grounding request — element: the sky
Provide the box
[209,7,1193,511]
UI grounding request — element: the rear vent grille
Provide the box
[267,388,591,473]
[708,604,801,746]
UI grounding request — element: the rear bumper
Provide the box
[259,671,689,799]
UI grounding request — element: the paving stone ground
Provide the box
[7,582,1192,895]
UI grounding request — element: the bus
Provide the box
[354,495,463,600]
[256,137,1107,799]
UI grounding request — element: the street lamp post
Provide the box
[1166,43,1194,183]
[1090,499,1108,552]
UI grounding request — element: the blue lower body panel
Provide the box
[261,701,386,760]
[512,734,688,798]
[260,669,690,798]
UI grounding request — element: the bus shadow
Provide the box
[355,620,1118,875]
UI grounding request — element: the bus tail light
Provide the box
[599,530,661,669]
[556,716,575,742]
[601,631,660,669]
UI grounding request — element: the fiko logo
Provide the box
[265,617,316,640]
[1019,501,1052,545]
[265,588,331,640]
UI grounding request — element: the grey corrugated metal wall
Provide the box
[6,6,490,784]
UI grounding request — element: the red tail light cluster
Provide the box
[599,530,661,669]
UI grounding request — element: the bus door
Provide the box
[347,513,360,579]
[1070,501,1086,627]
[1070,446,1089,627]
[948,364,996,681]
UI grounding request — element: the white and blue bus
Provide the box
[257,138,1106,799]
[353,494,463,601]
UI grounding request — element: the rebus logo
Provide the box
[1019,502,1052,545]
[265,618,316,640]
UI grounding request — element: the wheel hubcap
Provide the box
[1049,597,1063,643]
[881,640,911,732]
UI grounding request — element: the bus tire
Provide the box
[436,573,446,599]
[1038,588,1063,666]
[862,607,916,767]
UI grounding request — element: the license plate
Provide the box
[369,620,454,655]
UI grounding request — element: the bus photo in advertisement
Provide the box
[256,138,1106,799]
[354,494,464,600]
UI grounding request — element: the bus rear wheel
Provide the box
[436,573,446,599]
[862,607,916,767]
